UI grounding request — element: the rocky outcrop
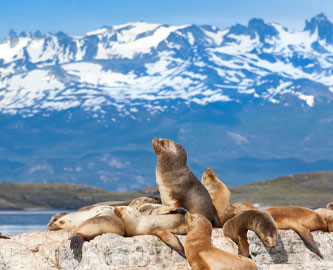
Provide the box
[0,230,332,270]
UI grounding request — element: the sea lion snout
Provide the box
[205,168,215,177]
[152,137,165,153]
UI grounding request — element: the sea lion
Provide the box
[225,202,259,221]
[265,206,326,258]
[201,168,231,226]
[315,208,333,232]
[48,205,115,231]
[0,233,10,239]
[114,206,186,257]
[70,213,125,261]
[128,196,162,209]
[184,213,257,270]
[223,210,278,257]
[152,137,218,226]
[77,200,132,212]
[327,202,333,210]
[47,211,70,230]
[137,203,183,215]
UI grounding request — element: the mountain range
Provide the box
[0,13,332,191]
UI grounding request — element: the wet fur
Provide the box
[153,138,216,225]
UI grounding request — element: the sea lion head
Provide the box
[47,211,69,231]
[201,168,217,185]
[185,212,212,235]
[327,202,333,210]
[152,137,187,165]
[255,212,278,248]
[129,197,161,209]
[50,214,72,231]
[114,206,140,221]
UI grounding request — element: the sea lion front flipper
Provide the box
[152,229,185,258]
[238,232,250,257]
[291,224,323,259]
[70,235,84,262]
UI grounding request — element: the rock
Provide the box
[0,229,332,270]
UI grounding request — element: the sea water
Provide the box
[0,210,71,235]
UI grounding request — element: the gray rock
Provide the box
[0,229,332,270]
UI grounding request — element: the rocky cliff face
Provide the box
[0,230,332,270]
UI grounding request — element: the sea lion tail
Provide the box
[293,224,323,259]
[70,235,85,262]
[152,229,186,258]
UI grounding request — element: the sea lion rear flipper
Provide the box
[152,229,185,258]
[70,235,84,262]
[291,224,323,259]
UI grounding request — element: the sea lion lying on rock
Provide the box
[184,212,257,270]
[114,206,187,257]
[223,210,278,257]
[315,208,333,232]
[152,137,219,226]
[265,206,326,258]
[201,168,231,227]
[48,205,115,231]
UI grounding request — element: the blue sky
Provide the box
[0,0,332,40]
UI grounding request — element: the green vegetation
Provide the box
[0,171,332,210]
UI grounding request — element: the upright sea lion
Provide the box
[48,205,115,231]
[225,202,258,221]
[201,168,231,226]
[315,208,333,232]
[327,202,333,210]
[114,206,186,257]
[0,233,10,239]
[70,213,125,261]
[184,213,257,270]
[265,206,326,258]
[152,137,218,226]
[223,210,278,257]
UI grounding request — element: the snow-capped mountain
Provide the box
[0,13,332,117]
[0,14,333,191]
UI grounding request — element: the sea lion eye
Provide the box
[59,220,65,225]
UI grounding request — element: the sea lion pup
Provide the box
[48,205,115,231]
[114,206,187,258]
[223,210,278,258]
[47,211,70,230]
[70,213,125,261]
[327,202,333,210]
[315,208,333,232]
[225,202,259,221]
[152,137,219,226]
[201,168,231,226]
[264,206,326,258]
[184,213,257,270]
[0,233,10,239]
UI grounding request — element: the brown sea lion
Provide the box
[201,168,231,226]
[70,213,125,261]
[152,137,218,226]
[315,208,333,232]
[326,202,333,210]
[0,233,10,239]
[48,205,115,231]
[264,206,326,258]
[225,202,259,221]
[223,210,278,257]
[114,206,186,258]
[184,213,257,270]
